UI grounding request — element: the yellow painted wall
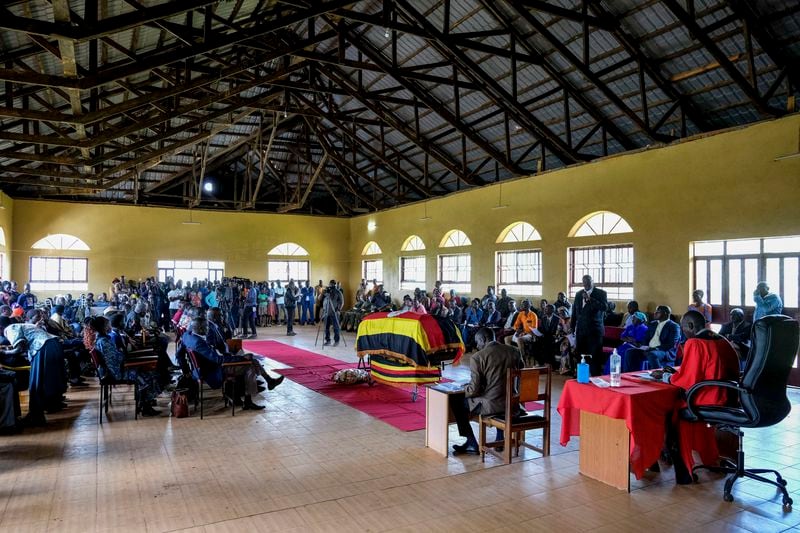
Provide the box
[5,115,800,310]
[11,201,351,298]
[0,191,13,283]
[348,114,800,314]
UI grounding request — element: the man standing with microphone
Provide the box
[570,275,608,376]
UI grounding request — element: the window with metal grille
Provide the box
[362,260,383,285]
[496,249,542,296]
[157,260,224,284]
[692,237,799,316]
[438,253,471,294]
[400,256,426,291]
[568,244,634,300]
[30,257,88,291]
[268,260,310,285]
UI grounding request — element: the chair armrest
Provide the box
[221,361,251,368]
[0,364,31,372]
[685,379,744,419]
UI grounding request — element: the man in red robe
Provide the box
[652,310,740,483]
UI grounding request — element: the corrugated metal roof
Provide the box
[0,0,797,213]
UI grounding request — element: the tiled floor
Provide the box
[1,324,798,532]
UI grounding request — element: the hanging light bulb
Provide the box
[283,109,288,118]
[384,27,390,38]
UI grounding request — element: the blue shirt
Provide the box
[754,292,783,321]
[245,288,257,307]
[465,307,483,325]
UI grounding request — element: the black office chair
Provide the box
[683,315,798,510]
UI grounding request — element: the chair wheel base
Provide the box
[723,493,734,502]
[783,497,793,511]
[778,478,787,487]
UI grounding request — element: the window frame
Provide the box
[438,253,471,294]
[440,230,471,248]
[571,211,633,237]
[691,236,800,317]
[267,242,309,256]
[568,244,634,300]
[399,255,426,291]
[29,256,89,291]
[157,259,224,283]
[267,260,310,285]
[495,248,543,296]
[362,259,384,285]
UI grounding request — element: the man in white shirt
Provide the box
[496,299,517,344]
[274,281,286,324]
[167,281,184,315]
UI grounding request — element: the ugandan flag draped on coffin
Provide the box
[356,311,465,368]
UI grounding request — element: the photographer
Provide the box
[242,281,257,339]
[322,280,343,346]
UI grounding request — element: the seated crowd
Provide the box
[368,277,781,384]
[0,275,299,430]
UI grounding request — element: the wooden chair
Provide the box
[184,349,250,419]
[479,365,552,464]
[0,361,30,417]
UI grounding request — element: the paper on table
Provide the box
[589,377,610,388]
[622,372,658,382]
[431,381,467,393]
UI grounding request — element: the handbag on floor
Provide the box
[170,389,189,418]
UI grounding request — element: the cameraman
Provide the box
[242,281,257,339]
[322,280,343,346]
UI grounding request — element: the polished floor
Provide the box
[1,324,799,533]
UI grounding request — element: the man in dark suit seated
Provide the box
[177,317,265,410]
[206,307,284,391]
[450,327,523,455]
[625,305,681,370]
[719,308,751,362]
[370,285,391,312]
[535,304,560,366]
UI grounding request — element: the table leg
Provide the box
[579,411,631,491]
[425,388,450,457]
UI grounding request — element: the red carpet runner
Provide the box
[242,340,430,431]
[242,339,342,368]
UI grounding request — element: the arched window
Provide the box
[362,241,383,255]
[268,242,309,256]
[401,235,426,251]
[0,227,5,279]
[440,230,471,248]
[32,233,90,250]
[267,243,309,284]
[29,234,89,290]
[570,211,632,237]
[497,222,542,243]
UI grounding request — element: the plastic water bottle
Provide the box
[610,348,621,387]
[577,355,590,384]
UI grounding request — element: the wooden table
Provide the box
[424,383,464,457]
[557,375,680,491]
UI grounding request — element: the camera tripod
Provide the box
[315,307,347,348]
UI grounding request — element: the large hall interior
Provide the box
[0,1,800,532]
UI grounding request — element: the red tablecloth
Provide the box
[557,375,681,479]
